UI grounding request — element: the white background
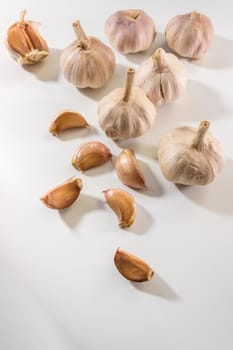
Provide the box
[0,1,233,349]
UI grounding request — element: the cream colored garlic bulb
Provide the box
[157,121,224,186]
[165,11,214,59]
[135,48,186,106]
[60,21,115,88]
[98,67,156,141]
[105,9,156,54]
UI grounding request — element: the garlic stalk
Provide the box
[98,67,156,141]
[157,121,224,185]
[60,21,115,88]
[135,48,186,106]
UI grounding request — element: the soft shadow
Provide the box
[176,159,233,215]
[117,141,157,159]
[126,203,154,235]
[23,48,62,81]
[59,193,104,229]
[193,36,233,69]
[57,125,98,141]
[80,158,114,176]
[132,274,179,300]
[79,63,127,101]
[139,160,164,197]
[125,32,172,65]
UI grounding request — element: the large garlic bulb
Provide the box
[135,48,186,106]
[98,67,156,142]
[60,21,115,88]
[157,121,224,185]
[165,11,214,59]
[105,9,156,54]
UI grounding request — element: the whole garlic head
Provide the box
[98,67,156,142]
[135,48,186,106]
[60,21,115,88]
[157,121,224,185]
[6,9,48,65]
[105,9,156,54]
[165,11,214,59]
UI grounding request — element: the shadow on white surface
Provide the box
[176,159,233,215]
[138,160,164,197]
[23,48,62,81]
[132,274,179,301]
[59,193,105,229]
[127,203,154,235]
[78,63,127,101]
[56,125,98,141]
[193,36,233,69]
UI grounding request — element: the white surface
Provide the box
[0,1,233,349]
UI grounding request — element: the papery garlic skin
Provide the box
[105,9,156,54]
[60,21,115,88]
[165,11,214,59]
[98,68,156,141]
[135,48,186,106]
[49,111,89,136]
[157,121,224,186]
[6,10,48,65]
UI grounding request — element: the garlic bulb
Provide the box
[98,67,156,141]
[60,21,115,88]
[105,9,156,54]
[6,9,48,65]
[157,121,224,186]
[135,48,186,106]
[165,11,214,59]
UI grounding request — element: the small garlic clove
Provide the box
[165,11,214,59]
[103,188,136,228]
[40,177,83,209]
[115,149,146,189]
[114,248,154,282]
[6,9,48,65]
[72,141,112,171]
[49,111,89,136]
[105,9,156,54]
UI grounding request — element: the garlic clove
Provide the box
[49,111,89,136]
[98,67,156,141]
[60,20,115,88]
[72,141,112,171]
[165,11,214,59]
[105,9,156,54]
[135,48,186,106]
[103,188,136,228]
[6,10,48,65]
[157,120,224,185]
[114,248,154,282]
[40,177,83,209]
[115,149,146,189]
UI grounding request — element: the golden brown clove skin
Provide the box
[6,9,48,65]
[72,141,112,171]
[49,111,89,136]
[115,149,146,189]
[114,248,154,282]
[40,177,83,209]
[103,188,136,228]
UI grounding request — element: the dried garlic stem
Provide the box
[123,68,135,102]
[19,9,27,22]
[152,48,168,72]
[73,21,88,49]
[192,120,210,150]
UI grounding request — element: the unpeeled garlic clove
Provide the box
[72,141,112,171]
[98,67,156,141]
[40,177,83,209]
[135,48,186,106]
[115,149,146,189]
[103,188,136,228]
[49,111,89,136]
[6,9,48,65]
[60,20,115,88]
[105,9,156,54]
[157,120,224,185]
[165,11,214,59]
[114,248,154,282]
